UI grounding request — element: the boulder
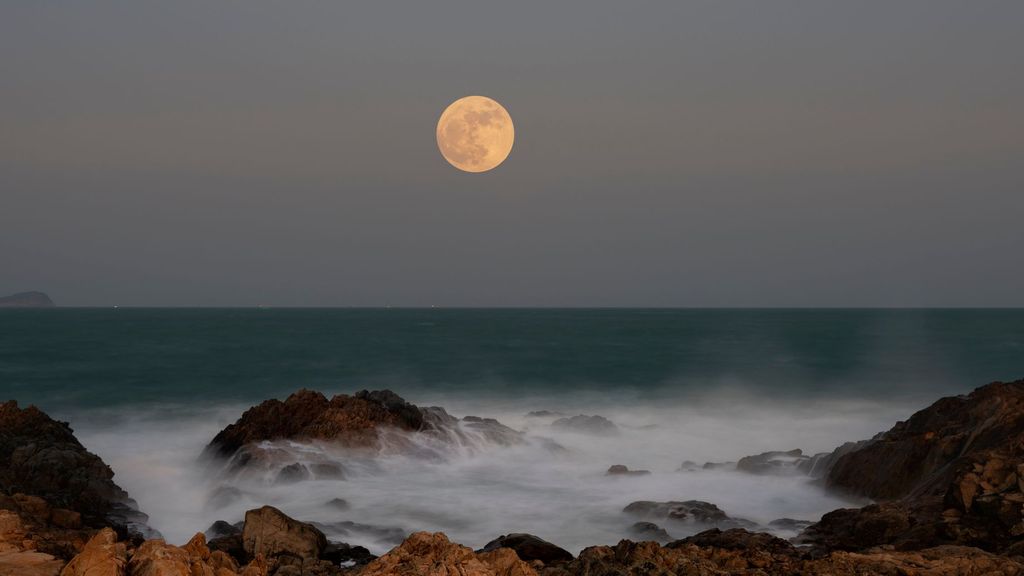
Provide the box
[204,389,426,459]
[628,522,672,542]
[241,506,327,562]
[623,500,729,524]
[606,465,651,477]
[550,415,618,435]
[480,533,573,565]
[58,528,126,576]
[360,532,537,576]
[736,449,809,475]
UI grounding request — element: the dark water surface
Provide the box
[2,308,1022,413]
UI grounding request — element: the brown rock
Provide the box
[360,532,537,576]
[241,506,326,562]
[59,528,126,576]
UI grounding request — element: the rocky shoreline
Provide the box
[3,379,1024,575]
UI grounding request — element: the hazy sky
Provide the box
[2,2,1022,307]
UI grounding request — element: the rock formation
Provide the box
[550,415,618,436]
[480,533,573,565]
[0,400,154,541]
[808,379,1024,553]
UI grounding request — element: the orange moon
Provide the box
[436,96,514,173]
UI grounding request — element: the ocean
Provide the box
[2,308,1023,553]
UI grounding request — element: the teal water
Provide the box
[2,308,1022,412]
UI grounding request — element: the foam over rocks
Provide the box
[5,379,1024,575]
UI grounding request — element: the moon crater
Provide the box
[436,96,514,173]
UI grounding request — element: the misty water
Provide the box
[4,308,1024,553]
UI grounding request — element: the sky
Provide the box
[2,1,1022,307]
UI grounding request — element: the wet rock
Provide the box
[678,460,699,472]
[669,527,797,555]
[206,486,244,510]
[206,520,242,540]
[768,518,814,532]
[325,498,349,511]
[241,506,327,562]
[623,500,729,524]
[701,461,735,470]
[821,379,1024,552]
[204,389,426,459]
[799,503,919,552]
[274,463,311,485]
[524,411,563,419]
[736,449,809,475]
[362,532,537,576]
[606,465,651,476]
[480,533,573,565]
[550,415,618,436]
[321,541,375,566]
[629,522,672,542]
[312,520,406,547]
[0,401,154,538]
[310,463,345,480]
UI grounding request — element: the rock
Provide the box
[767,518,813,532]
[205,520,242,540]
[678,460,699,472]
[797,441,871,478]
[274,463,311,485]
[0,291,55,308]
[0,510,65,576]
[701,461,735,470]
[524,411,563,419]
[361,532,537,576]
[241,506,327,562]
[310,463,345,480]
[736,449,809,475]
[668,528,797,555]
[0,400,154,539]
[205,486,243,510]
[623,500,729,524]
[320,541,375,566]
[480,533,573,565]
[550,415,618,435]
[628,522,672,542]
[58,528,126,576]
[798,503,920,552]
[606,465,651,476]
[820,379,1024,552]
[325,498,349,511]
[204,389,426,459]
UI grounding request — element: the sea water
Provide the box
[2,308,1023,553]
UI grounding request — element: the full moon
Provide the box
[436,95,514,173]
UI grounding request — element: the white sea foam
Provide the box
[71,391,913,555]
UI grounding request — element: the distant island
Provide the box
[0,291,55,308]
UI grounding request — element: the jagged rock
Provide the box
[628,522,672,542]
[550,415,618,436]
[204,389,426,459]
[606,465,651,477]
[205,520,242,540]
[241,506,327,562]
[736,449,809,475]
[668,527,796,555]
[274,463,311,485]
[623,500,729,524]
[320,541,375,566]
[361,532,537,576]
[0,509,65,576]
[57,528,125,576]
[480,533,573,565]
[0,401,154,540]
[819,379,1024,552]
